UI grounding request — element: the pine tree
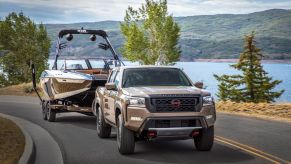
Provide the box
[214,32,284,103]
[120,0,181,65]
[0,12,50,87]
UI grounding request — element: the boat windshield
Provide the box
[89,60,104,69]
[60,60,88,70]
[59,59,117,70]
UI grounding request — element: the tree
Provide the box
[120,0,181,65]
[0,12,50,87]
[214,32,284,103]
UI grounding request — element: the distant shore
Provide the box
[182,59,291,64]
[48,57,291,64]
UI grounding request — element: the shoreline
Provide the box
[48,57,291,64]
[187,59,291,64]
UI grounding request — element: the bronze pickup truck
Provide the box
[93,66,216,154]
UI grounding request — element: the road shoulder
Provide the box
[0,112,63,164]
[217,110,291,123]
[217,101,291,123]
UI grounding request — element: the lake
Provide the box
[176,62,291,102]
[47,60,291,102]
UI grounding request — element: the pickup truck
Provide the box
[93,66,216,154]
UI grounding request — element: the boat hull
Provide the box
[41,77,92,100]
[40,70,94,101]
[52,78,91,98]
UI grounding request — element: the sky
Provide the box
[0,0,291,24]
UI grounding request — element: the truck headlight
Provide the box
[128,97,145,106]
[203,96,214,106]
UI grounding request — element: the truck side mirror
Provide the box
[105,83,116,90]
[194,82,204,89]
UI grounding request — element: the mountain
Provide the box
[45,9,291,60]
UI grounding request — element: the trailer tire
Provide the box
[47,101,56,122]
[42,101,48,120]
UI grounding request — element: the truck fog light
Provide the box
[205,115,213,119]
[130,116,142,121]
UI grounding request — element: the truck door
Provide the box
[110,71,121,124]
[104,70,118,123]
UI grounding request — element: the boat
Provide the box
[33,28,124,121]
[40,59,109,101]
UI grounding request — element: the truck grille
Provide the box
[150,97,199,112]
[155,120,197,128]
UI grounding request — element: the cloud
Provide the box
[0,0,146,23]
[167,0,291,16]
[0,2,97,23]
[0,0,291,23]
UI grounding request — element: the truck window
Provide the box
[114,71,121,86]
[108,70,117,83]
[122,68,192,88]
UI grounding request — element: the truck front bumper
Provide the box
[148,127,202,137]
[124,105,216,135]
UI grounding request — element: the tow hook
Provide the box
[147,130,157,139]
[191,130,200,137]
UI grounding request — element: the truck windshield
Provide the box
[122,68,192,88]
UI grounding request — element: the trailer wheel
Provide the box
[47,101,56,122]
[42,101,48,120]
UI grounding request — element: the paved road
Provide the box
[0,96,290,164]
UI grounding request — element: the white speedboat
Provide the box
[40,60,108,101]
[34,28,124,121]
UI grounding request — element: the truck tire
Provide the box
[47,101,56,122]
[42,101,48,120]
[117,114,135,154]
[96,107,111,138]
[194,126,214,151]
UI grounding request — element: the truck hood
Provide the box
[122,86,211,97]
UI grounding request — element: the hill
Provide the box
[45,9,291,60]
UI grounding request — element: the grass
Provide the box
[0,83,42,97]
[216,101,291,122]
[0,117,25,164]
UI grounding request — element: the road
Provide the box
[0,96,290,164]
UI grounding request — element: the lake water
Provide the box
[47,60,291,102]
[176,62,291,102]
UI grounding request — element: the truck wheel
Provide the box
[117,114,135,154]
[47,102,56,122]
[96,107,111,138]
[42,101,48,120]
[194,126,214,151]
